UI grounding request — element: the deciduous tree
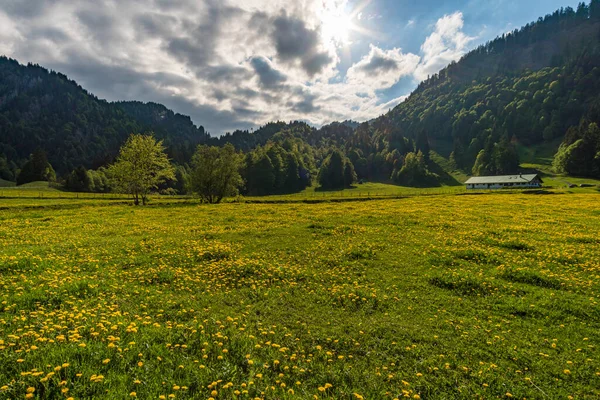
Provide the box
[190,143,243,203]
[108,134,175,205]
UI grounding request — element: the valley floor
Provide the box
[0,193,599,399]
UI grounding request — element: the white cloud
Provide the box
[414,11,474,81]
[0,12,22,55]
[0,1,476,133]
[346,45,420,91]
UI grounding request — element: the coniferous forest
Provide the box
[1,1,600,193]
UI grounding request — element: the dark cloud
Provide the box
[75,7,121,47]
[292,96,320,114]
[27,27,70,42]
[288,90,320,114]
[271,12,333,76]
[164,1,240,71]
[0,0,60,18]
[135,12,179,38]
[355,54,399,74]
[250,56,287,88]
[202,65,252,83]
[76,9,114,31]
[167,36,214,68]
[302,51,334,76]
[47,51,193,100]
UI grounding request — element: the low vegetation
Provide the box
[1,193,599,399]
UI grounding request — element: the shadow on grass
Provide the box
[427,159,463,187]
[314,185,357,193]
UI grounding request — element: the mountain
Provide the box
[0,57,208,176]
[371,1,600,178]
[2,1,600,185]
[218,1,600,185]
[210,120,356,152]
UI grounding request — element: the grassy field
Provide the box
[0,178,16,188]
[1,192,599,399]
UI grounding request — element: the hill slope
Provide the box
[375,2,600,177]
[0,57,209,175]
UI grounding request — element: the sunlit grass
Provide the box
[1,193,599,398]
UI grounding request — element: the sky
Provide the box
[0,0,583,135]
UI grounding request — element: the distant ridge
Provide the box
[0,57,209,173]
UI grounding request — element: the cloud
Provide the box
[249,56,287,88]
[0,0,477,134]
[271,12,336,78]
[347,45,420,90]
[414,11,474,81]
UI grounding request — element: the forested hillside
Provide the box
[374,1,600,178]
[2,1,600,188]
[0,57,208,178]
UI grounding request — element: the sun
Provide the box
[320,1,354,46]
[319,0,374,47]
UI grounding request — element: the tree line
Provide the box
[12,131,360,204]
[4,1,600,189]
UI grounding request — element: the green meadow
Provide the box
[1,192,599,399]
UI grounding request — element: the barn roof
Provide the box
[465,174,541,185]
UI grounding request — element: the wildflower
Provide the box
[130,392,137,397]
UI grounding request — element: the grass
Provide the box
[0,178,16,188]
[516,138,564,173]
[244,182,465,202]
[0,192,599,399]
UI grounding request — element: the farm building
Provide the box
[465,174,543,190]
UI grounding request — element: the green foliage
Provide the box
[172,165,190,195]
[318,150,355,189]
[0,155,16,181]
[108,134,175,205]
[65,166,93,192]
[213,121,356,152]
[377,2,600,176]
[4,2,600,187]
[190,143,243,204]
[16,148,56,186]
[472,137,520,176]
[393,151,438,186]
[243,142,312,196]
[0,57,208,174]
[554,122,600,177]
